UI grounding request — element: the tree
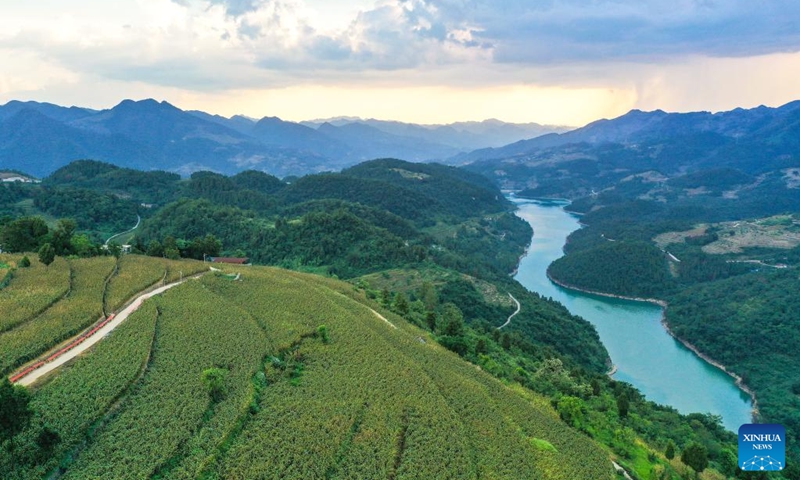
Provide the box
[616,394,630,419]
[70,234,96,257]
[146,240,164,258]
[501,332,512,350]
[418,281,438,311]
[51,219,77,256]
[392,292,410,316]
[681,442,708,478]
[107,241,122,259]
[36,425,61,454]
[380,287,392,307]
[590,378,602,396]
[556,396,585,428]
[163,236,180,259]
[439,335,468,355]
[0,377,31,442]
[202,368,228,402]
[717,448,737,477]
[0,216,48,252]
[665,440,675,460]
[475,338,488,355]
[18,256,31,268]
[440,303,464,336]
[188,234,222,260]
[38,242,55,266]
[425,311,437,331]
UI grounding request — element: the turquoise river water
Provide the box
[512,197,753,432]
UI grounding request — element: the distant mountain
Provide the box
[302,117,570,151]
[0,108,149,176]
[457,101,800,165]
[317,122,460,161]
[464,101,800,199]
[0,100,351,177]
[0,100,96,123]
[0,99,571,178]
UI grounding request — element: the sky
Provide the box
[1,0,800,126]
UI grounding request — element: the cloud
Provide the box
[2,0,800,102]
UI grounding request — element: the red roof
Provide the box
[209,257,249,264]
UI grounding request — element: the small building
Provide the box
[208,257,249,265]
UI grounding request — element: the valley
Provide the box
[3,1,800,478]
[0,158,746,479]
[512,198,753,431]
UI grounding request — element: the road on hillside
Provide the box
[105,214,141,246]
[497,293,520,329]
[13,274,203,387]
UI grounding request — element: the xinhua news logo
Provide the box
[739,424,786,472]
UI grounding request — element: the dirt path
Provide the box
[496,293,520,329]
[105,214,141,246]
[370,308,398,329]
[612,460,634,480]
[13,274,200,387]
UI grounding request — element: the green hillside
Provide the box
[1,264,614,480]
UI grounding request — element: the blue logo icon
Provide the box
[739,424,785,471]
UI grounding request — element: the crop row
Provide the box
[0,256,71,333]
[0,257,115,375]
[163,258,210,283]
[206,268,614,479]
[200,270,472,479]
[63,281,266,480]
[0,302,159,480]
[104,255,168,312]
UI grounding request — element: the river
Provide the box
[512,197,752,432]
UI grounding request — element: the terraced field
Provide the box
[0,255,71,334]
[0,255,208,377]
[1,261,614,479]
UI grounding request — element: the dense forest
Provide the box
[668,269,800,468]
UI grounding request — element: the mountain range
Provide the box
[0,99,566,178]
[464,101,800,197]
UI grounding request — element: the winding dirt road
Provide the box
[13,276,198,387]
[497,293,520,330]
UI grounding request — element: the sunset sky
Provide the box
[2,0,800,126]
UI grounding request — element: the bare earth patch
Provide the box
[653,225,709,249]
[783,168,800,189]
[653,216,800,254]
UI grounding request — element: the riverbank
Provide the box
[545,271,759,421]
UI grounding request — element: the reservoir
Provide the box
[512,197,753,432]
